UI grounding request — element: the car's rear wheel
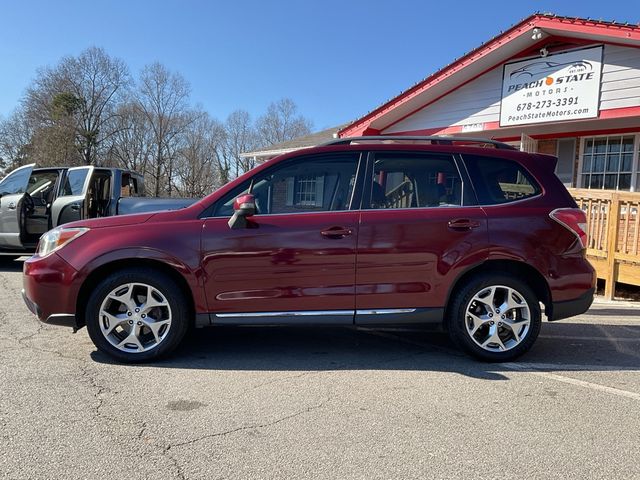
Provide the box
[447,273,541,361]
[85,268,189,363]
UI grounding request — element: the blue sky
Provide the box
[0,0,637,130]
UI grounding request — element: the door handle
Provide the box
[70,204,80,211]
[320,226,353,239]
[448,219,480,231]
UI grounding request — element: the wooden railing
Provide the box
[569,188,640,299]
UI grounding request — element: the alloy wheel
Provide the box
[98,282,172,353]
[464,285,531,352]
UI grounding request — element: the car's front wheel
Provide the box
[447,273,541,361]
[85,268,189,362]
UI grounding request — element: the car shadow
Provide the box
[90,321,640,380]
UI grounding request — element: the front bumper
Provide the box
[22,252,82,328]
[21,289,78,328]
[549,287,595,321]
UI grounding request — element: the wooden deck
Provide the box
[569,188,640,299]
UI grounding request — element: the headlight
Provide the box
[37,227,89,257]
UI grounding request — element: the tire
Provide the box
[447,273,541,362]
[85,268,190,363]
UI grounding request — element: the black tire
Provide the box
[447,273,541,362]
[85,268,190,363]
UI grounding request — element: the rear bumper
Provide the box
[549,287,595,321]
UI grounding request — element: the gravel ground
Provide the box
[1,258,639,480]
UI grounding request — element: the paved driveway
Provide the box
[1,259,639,479]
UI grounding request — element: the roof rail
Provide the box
[320,136,516,150]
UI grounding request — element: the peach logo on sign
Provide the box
[545,77,554,85]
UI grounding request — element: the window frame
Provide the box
[360,151,475,211]
[578,133,639,192]
[204,152,366,218]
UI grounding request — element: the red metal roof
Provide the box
[339,13,640,138]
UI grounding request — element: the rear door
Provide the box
[0,163,34,248]
[355,151,488,324]
[51,166,94,227]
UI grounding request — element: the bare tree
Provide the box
[23,47,130,166]
[216,110,259,181]
[105,101,153,171]
[0,110,33,173]
[173,111,221,197]
[0,48,318,197]
[255,98,312,146]
[136,62,191,196]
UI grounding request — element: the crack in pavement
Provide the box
[78,363,110,420]
[167,396,331,451]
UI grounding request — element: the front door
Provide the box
[51,166,94,227]
[355,151,488,324]
[201,152,363,323]
[0,163,34,249]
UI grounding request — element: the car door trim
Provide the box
[212,310,355,325]
[215,310,355,318]
[207,308,443,326]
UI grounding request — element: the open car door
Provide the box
[50,166,94,228]
[0,163,35,249]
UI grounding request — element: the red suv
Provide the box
[22,137,595,362]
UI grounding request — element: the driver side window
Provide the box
[0,166,32,195]
[213,153,360,217]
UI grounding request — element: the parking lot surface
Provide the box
[1,258,640,480]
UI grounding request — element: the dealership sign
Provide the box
[500,46,603,127]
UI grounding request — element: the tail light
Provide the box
[549,208,587,248]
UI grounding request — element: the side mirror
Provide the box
[233,194,256,216]
[228,193,256,229]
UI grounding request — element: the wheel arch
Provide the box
[445,259,552,323]
[75,258,196,329]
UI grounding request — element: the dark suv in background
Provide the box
[22,136,595,362]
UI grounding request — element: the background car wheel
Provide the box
[85,267,190,363]
[447,273,541,362]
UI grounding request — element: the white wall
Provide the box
[384,44,640,134]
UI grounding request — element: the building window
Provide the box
[284,175,324,208]
[581,136,635,191]
[295,175,322,206]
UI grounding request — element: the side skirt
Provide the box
[355,308,444,325]
[199,308,444,326]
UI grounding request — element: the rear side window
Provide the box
[369,153,464,209]
[463,155,540,205]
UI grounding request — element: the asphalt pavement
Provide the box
[1,257,639,479]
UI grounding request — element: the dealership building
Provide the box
[336,13,640,192]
